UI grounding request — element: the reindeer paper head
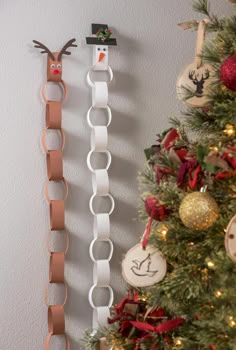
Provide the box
[86,24,117,70]
[33,39,77,82]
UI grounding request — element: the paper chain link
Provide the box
[87,66,115,330]
[40,59,70,349]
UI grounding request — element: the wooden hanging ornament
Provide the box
[225,215,236,262]
[122,243,167,287]
[176,20,214,107]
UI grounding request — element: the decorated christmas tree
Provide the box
[83,1,236,349]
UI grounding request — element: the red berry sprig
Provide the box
[96,28,112,42]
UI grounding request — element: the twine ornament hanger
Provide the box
[178,18,210,68]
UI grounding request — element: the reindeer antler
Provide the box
[33,40,55,61]
[58,39,77,61]
[202,69,210,81]
[189,70,197,82]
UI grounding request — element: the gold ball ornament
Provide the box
[179,192,219,230]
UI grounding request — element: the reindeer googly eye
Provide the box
[51,64,55,69]
[57,64,61,69]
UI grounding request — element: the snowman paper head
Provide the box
[86,23,117,71]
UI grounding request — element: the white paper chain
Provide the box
[87,61,115,330]
[87,106,112,128]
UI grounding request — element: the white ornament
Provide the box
[177,20,214,108]
[176,63,213,107]
[225,215,236,262]
[122,244,167,287]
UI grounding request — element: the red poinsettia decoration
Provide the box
[145,197,171,221]
[215,146,236,179]
[146,128,236,190]
[146,128,203,190]
[108,292,185,350]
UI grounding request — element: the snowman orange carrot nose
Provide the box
[98,52,105,62]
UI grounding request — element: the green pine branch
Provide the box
[192,0,210,16]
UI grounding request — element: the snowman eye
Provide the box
[97,48,101,51]
[57,64,61,69]
[51,64,55,68]
[103,48,106,51]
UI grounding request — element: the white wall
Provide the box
[0,1,232,349]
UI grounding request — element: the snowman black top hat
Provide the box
[86,23,117,46]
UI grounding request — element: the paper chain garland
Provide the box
[86,24,117,329]
[33,39,77,349]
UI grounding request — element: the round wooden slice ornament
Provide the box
[177,63,213,107]
[176,20,214,107]
[225,215,236,263]
[122,244,167,287]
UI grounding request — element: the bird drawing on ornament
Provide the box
[131,254,158,277]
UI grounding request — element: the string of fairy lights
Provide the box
[156,222,236,341]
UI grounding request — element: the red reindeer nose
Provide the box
[98,52,106,62]
[53,69,59,74]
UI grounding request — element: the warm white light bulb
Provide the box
[224,124,235,136]
[209,146,219,152]
[215,290,222,298]
[175,339,182,346]
[207,261,215,268]
[160,226,168,240]
[229,317,236,327]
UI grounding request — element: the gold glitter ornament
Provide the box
[179,191,219,230]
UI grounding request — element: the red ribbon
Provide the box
[222,147,236,169]
[130,317,185,334]
[162,128,179,150]
[177,160,202,189]
[212,147,236,180]
[108,294,185,349]
[155,165,175,184]
[188,164,202,189]
[215,171,236,179]
[142,213,154,249]
[143,198,169,249]
[175,148,188,161]
[114,297,130,313]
